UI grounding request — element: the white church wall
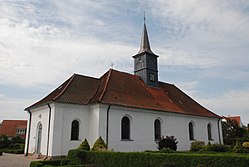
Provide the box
[107,105,221,152]
[24,113,30,154]
[26,105,51,155]
[88,105,101,147]
[98,105,108,144]
[26,102,222,157]
[50,103,90,156]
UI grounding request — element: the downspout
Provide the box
[106,105,111,148]
[25,109,32,156]
[217,118,221,144]
[45,103,52,159]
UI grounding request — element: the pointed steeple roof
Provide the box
[137,21,155,55]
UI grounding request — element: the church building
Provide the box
[24,21,223,158]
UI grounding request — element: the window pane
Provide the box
[154,119,161,140]
[71,120,79,140]
[189,122,194,140]
[121,117,130,139]
[208,124,212,140]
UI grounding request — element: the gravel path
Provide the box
[0,153,40,167]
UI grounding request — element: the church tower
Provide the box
[133,19,159,87]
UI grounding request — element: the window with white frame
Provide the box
[71,120,79,140]
[207,123,212,140]
[154,119,161,140]
[189,122,194,140]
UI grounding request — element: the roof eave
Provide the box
[97,101,220,119]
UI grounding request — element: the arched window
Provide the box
[71,120,79,140]
[189,122,194,140]
[207,123,212,140]
[154,119,161,140]
[121,116,130,140]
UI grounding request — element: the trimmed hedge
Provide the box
[43,165,86,167]
[190,141,205,151]
[68,149,249,167]
[30,160,61,167]
[78,139,90,151]
[68,149,86,165]
[0,148,24,154]
[91,136,107,151]
[30,161,43,167]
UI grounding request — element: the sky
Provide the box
[0,0,249,125]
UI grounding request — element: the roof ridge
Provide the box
[87,78,101,104]
[52,74,76,101]
[74,73,98,80]
[98,69,112,102]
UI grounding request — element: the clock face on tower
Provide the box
[136,57,144,69]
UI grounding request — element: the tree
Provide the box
[11,136,24,144]
[0,135,11,148]
[222,119,248,145]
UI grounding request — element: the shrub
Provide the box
[91,136,107,151]
[190,141,205,151]
[30,160,62,167]
[157,136,178,151]
[242,142,249,149]
[11,136,24,144]
[67,150,249,167]
[30,161,43,167]
[233,140,244,153]
[0,135,10,148]
[19,143,25,149]
[9,144,14,148]
[76,150,87,165]
[68,149,86,165]
[44,165,86,167]
[159,147,175,153]
[14,143,20,149]
[13,149,24,154]
[60,159,70,166]
[205,143,230,152]
[78,139,90,151]
[0,148,24,154]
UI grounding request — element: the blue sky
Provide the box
[0,0,249,124]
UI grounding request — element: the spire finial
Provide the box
[137,12,154,55]
[110,62,114,69]
[144,11,146,24]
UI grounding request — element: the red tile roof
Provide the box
[224,116,241,125]
[25,69,220,118]
[0,120,27,137]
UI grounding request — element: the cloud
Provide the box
[172,80,249,124]
[147,0,249,69]
[0,1,138,87]
[0,94,32,121]
[158,48,217,68]
[0,0,249,125]
[199,88,249,124]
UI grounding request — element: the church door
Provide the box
[36,123,42,154]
